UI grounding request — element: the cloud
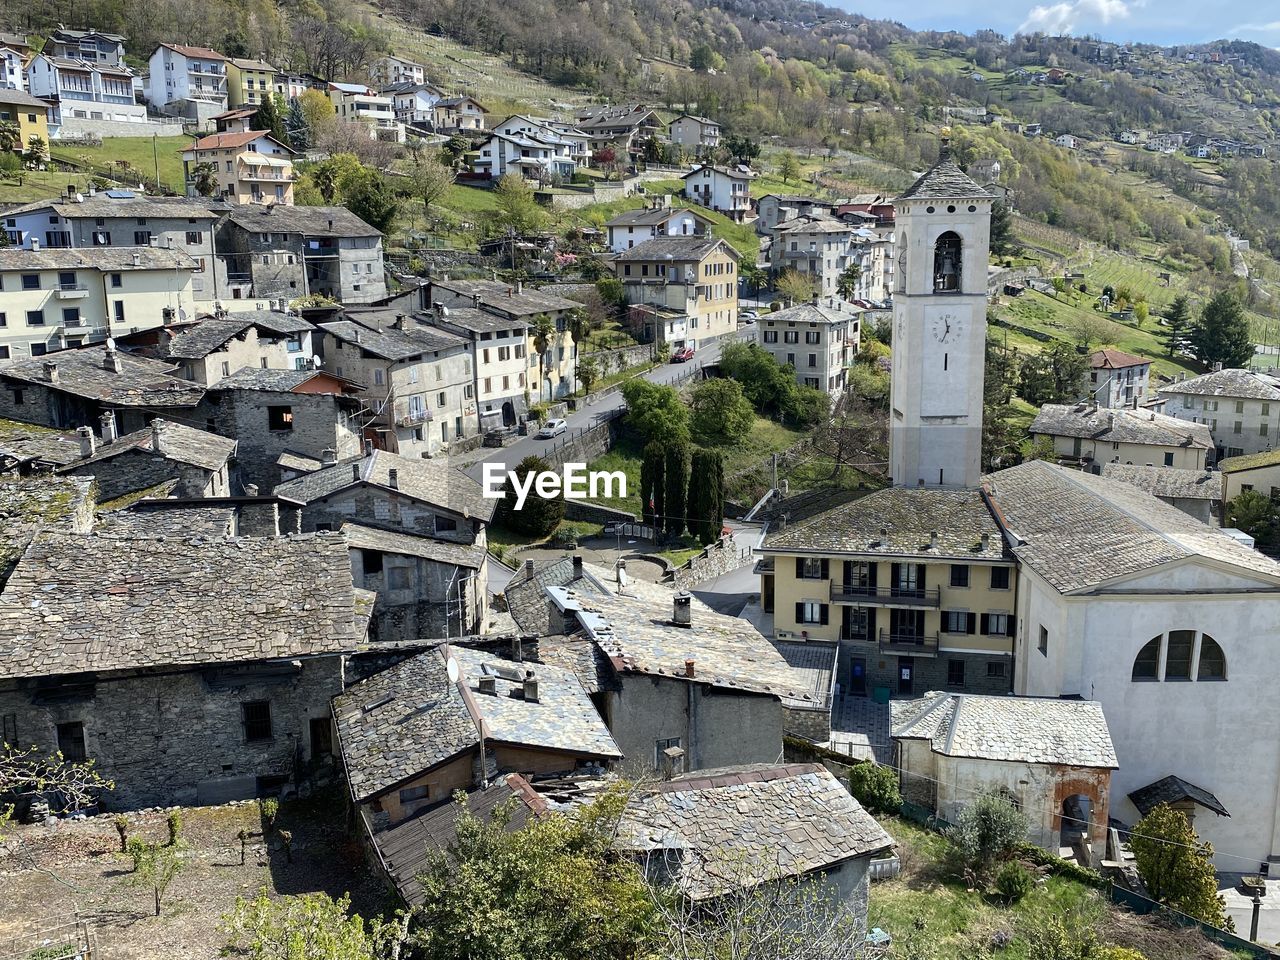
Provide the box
[1227,20,1280,34]
[1019,0,1132,34]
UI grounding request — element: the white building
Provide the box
[1053,134,1079,149]
[27,55,147,128]
[370,55,425,87]
[0,44,26,91]
[756,299,860,397]
[148,43,229,122]
[489,115,590,166]
[1159,367,1280,460]
[682,164,753,222]
[1089,348,1151,408]
[888,149,993,489]
[667,114,720,154]
[45,28,126,65]
[770,216,872,301]
[602,201,711,253]
[472,130,576,182]
[385,82,444,126]
[328,82,405,143]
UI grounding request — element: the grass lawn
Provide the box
[49,136,190,192]
[0,169,93,203]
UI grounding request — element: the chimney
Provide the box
[1214,362,1223,372]
[511,636,524,662]
[981,532,990,550]
[572,555,583,579]
[150,419,164,455]
[43,361,58,384]
[478,675,496,695]
[516,280,523,295]
[524,557,535,578]
[684,658,695,678]
[104,346,122,373]
[322,447,338,464]
[352,463,362,481]
[30,237,39,251]
[327,219,333,231]
[387,468,399,489]
[472,293,481,308]
[661,745,685,780]
[394,313,408,330]
[930,530,938,549]
[244,483,259,496]
[99,411,117,445]
[363,439,374,456]
[131,251,140,266]
[672,591,692,628]
[77,425,96,458]
[523,674,539,703]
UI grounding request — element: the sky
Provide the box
[835,0,1280,48]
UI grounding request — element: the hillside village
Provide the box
[2,7,1280,960]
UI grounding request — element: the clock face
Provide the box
[930,313,963,343]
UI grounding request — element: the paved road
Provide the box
[461,332,749,483]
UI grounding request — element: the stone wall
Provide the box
[845,644,1013,699]
[302,486,484,546]
[56,116,187,140]
[585,343,652,376]
[562,499,637,525]
[783,702,832,743]
[0,657,345,809]
[540,415,623,471]
[670,534,747,589]
[62,449,213,502]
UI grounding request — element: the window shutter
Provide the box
[869,563,878,589]
[795,558,805,579]
[795,601,804,623]
[820,559,829,580]
[980,613,990,636]
[916,564,926,589]
[966,612,977,634]
[819,604,829,626]
[1006,616,1016,638]
[867,608,877,638]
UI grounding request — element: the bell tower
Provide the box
[888,139,993,489]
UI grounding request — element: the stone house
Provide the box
[116,310,317,385]
[1099,463,1220,524]
[317,311,474,458]
[1029,403,1215,471]
[342,521,488,641]
[0,529,365,807]
[1159,367,1280,460]
[57,418,236,501]
[614,236,738,349]
[0,343,205,436]
[273,448,494,547]
[666,114,721,155]
[198,367,365,490]
[333,645,620,829]
[617,763,893,924]
[1089,348,1150,409]
[759,487,1017,699]
[756,300,860,396]
[217,205,388,305]
[755,194,835,235]
[892,692,1117,855]
[1218,448,1280,506]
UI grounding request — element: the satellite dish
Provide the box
[105,337,116,350]
[312,354,323,368]
[446,657,460,683]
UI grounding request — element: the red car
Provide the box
[673,347,695,362]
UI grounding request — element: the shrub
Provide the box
[848,763,901,815]
[948,792,1028,880]
[527,404,548,423]
[166,810,183,846]
[995,861,1034,903]
[258,797,279,834]
[113,814,130,852]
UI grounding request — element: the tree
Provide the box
[848,763,901,815]
[723,134,760,166]
[687,448,724,545]
[254,94,288,143]
[690,378,754,446]
[1130,803,1233,930]
[1189,290,1254,369]
[190,162,219,198]
[285,98,311,151]
[1162,295,1192,358]
[531,313,557,402]
[1018,341,1089,405]
[717,342,797,418]
[128,836,186,916]
[408,154,455,221]
[567,309,592,392]
[304,153,365,204]
[689,44,725,72]
[0,121,20,153]
[23,135,46,164]
[0,743,114,813]
[1051,276,1067,297]
[342,170,399,233]
[223,888,404,959]
[1225,490,1280,551]
[775,269,817,305]
[495,455,564,537]
[1065,313,1117,352]
[948,792,1028,881]
[776,151,800,184]
[989,199,1016,256]
[440,134,470,169]
[663,441,690,537]
[297,89,337,144]
[622,380,689,446]
[409,790,657,960]
[836,263,862,301]
[491,173,548,235]
[640,441,665,529]
[578,358,600,395]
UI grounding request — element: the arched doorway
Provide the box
[1061,793,1091,848]
[502,401,515,427]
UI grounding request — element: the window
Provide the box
[796,601,827,625]
[113,301,125,324]
[783,330,799,344]
[267,405,294,430]
[399,784,429,804]
[434,516,458,534]
[0,313,5,328]
[186,231,201,244]
[30,343,46,356]
[241,701,273,742]
[950,565,969,587]
[363,550,384,575]
[1236,400,1245,413]
[62,308,80,326]
[57,271,76,289]
[986,661,1006,678]
[946,659,965,687]
[933,231,962,292]
[1038,625,1049,656]
[990,566,1010,590]
[805,331,820,344]
[943,610,973,634]
[0,347,8,360]
[797,557,827,580]
[134,230,151,245]
[1233,421,1243,435]
[982,613,1011,636]
[1164,629,1195,680]
[110,273,122,288]
[807,353,817,368]
[1164,452,1174,466]
[764,330,778,343]
[655,737,683,771]
[1198,636,1226,680]
[26,310,44,326]
[56,722,87,762]
[21,273,38,290]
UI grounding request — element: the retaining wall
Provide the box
[671,534,748,589]
[57,116,186,140]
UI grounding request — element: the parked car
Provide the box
[673,347,696,362]
[536,418,568,439]
[739,310,759,323]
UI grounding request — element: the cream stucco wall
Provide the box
[1040,432,1208,471]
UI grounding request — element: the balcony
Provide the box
[55,283,89,299]
[877,629,939,657]
[398,409,433,426]
[829,583,940,609]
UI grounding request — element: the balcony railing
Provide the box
[397,410,433,426]
[55,283,89,299]
[878,630,940,657]
[829,583,940,608]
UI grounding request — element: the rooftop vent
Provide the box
[99,411,117,445]
[77,425,95,459]
[672,591,692,628]
[478,676,497,695]
[523,675,539,703]
[43,361,58,384]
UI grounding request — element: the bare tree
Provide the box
[0,743,114,813]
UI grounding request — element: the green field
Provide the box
[48,135,190,193]
[0,169,95,203]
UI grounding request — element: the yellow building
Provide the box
[225,58,277,109]
[0,89,50,153]
[182,130,296,205]
[1029,402,1214,472]
[1219,449,1280,505]
[0,247,200,360]
[614,235,738,349]
[758,487,1017,699]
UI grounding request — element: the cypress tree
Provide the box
[664,441,690,538]
[688,448,724,545]
[641,442,665,532]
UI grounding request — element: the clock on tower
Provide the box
[888,138,994,489]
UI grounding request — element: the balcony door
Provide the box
[843,560,875,594]
[890,608,925,643]
[891,563,924,598]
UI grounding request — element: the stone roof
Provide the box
[95,504,236,537]
[0,346,203,408]
[333,647,479,801]
[891,692,1117,768]
[680,163,754,181]
[0,531,359,678]
[451,646,621,759]
[764,487,1008,562]
[984,460,1280,594]
[0,247,200,273]
[423,306,522,334]
[1128,774,1229,818]
[613,236,737,263]
[211,368,361,394]
[430,278,581,318]
[2,194,225,221]
[318,318,468,362]
[274,449,495,522]
[0,89,51,109]
[188,130,290,152]
[604,207,712,228]
[503,556,581,636]
[0,420,81,470]
[222,204,382,239]
[575,103,659,130]
[147,312,315,360]
[1029,403,1213,450]
[761,300,861,327]
[1159,368,1280,401]
[277,449,323,474]
[617,763,893,901]
[1090,348,1150,370]
[775,641,837,710]
[227,57,277,71]
[1100,463,1221,501]
[773,215,856,236]
[1218,449,1280,473]
[897,156,993,201]
[156,42,226,61]
[58,419,235,473]
[341,522,485,569]
[0,475,94,588]
[547,583,814,701]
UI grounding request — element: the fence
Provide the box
[1108,886,1279,959]
[0,917,95,960]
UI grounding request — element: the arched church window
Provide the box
[933,231,962,292]
[1164,629,1195,680]
[1197,635,1226,680]
[1131,637,1160,681]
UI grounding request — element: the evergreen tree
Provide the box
[1162,294,1191,358]
[989,199,1016,256]
[641,442,666,531]
[1130,804,1233,930]
[495,455,564,537]
[342,170,399,234]
[687,448,724,545]
[1189,291,1254,369]
[254,94,288,143]
[663,441,690,538]
[1017,341,1089,405]
[285,98,310,151]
